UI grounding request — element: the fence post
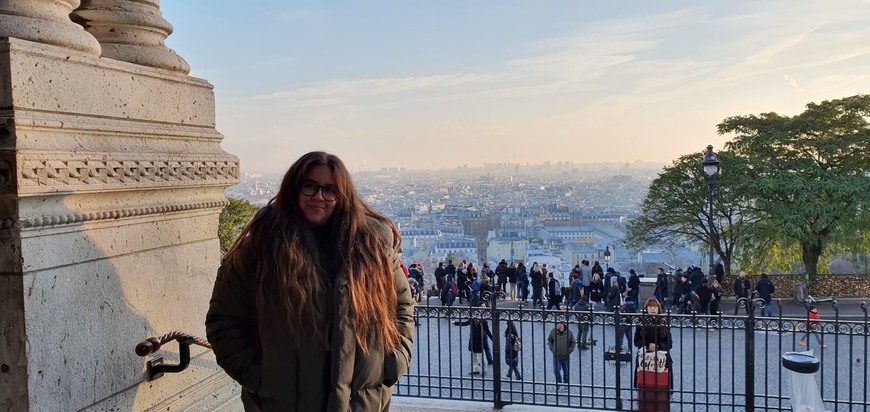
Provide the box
[745,299,755,412]
[491,290,505,409]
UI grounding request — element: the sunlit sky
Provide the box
[162,1,870,173]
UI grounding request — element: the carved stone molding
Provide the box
[19,158,239,189]
[0,0,101,55]
[0,200,228,230]
[71,0,190,73]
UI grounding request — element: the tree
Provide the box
[218,198,259,256]
[624,150,754,277]
[718,94,870,277]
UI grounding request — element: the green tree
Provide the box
[218,198,259,256]
[624,150,754,277]
[718,94,870,277]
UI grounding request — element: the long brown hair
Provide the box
[224,151,401,353]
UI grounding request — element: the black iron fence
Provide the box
[396,298,870,411]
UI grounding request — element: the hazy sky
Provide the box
[162,1,870,173]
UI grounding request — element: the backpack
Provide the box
[450,281,459,298]
[512,335,522,352]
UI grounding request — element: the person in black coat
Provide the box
[628,269,641,304]
[713,262,725,283]
[434,262,446,295]
[634,298,673,411]
[495,259,509,294]
[654,268,669,309]
[453,311,493,375]
[516,262,529,305]
[672,274,691,314]
[733,271,753,315]
[756,273,775,316]
[504,320,522,380]
[530,263,545,307]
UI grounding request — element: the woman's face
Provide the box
[646,305,660,315]
[298,164,338,226]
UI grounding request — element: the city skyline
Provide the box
[163,1,870,173]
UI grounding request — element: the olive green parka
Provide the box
[205,219,415,411]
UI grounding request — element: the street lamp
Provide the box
[701,145,721,276]
[603,245,612,269]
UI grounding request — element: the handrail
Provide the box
[135,331,211,356]
[135,331,211,380]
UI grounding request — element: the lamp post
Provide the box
[604,245,612,269]
[701,145,721,276]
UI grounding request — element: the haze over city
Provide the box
[163,1,870,173]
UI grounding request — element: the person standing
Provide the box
[571,297,592,350]
[653,268,669,309]
[580,260,593,301]
[516,262,529,305]
[634,298,673,412]
[495,259,509,295]
[546,273,563,310]
[206,151,414,411]
[588,274,604,310]
[756,273,775,317]
[434,262,446,297]
[547,321,576,392]
[504,320,522,380]
[708,279,723,315]
[628,269,641,304]
[507,262,518,301]
[454,310,493,375]
[456,262,469,304]
[733,271,753,315]
[531,262,545,307]
[444,260,456,290]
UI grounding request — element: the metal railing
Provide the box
[397,297,870,411]
[135,331,211,380]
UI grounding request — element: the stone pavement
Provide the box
[391,396,593,412]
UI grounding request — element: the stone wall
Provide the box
[0,2,241,410]
[719,274,870,299]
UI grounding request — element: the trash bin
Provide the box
[782,351,824,412]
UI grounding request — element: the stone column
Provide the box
[0,0,101,55]
[71,0,190,74]
[1,2,238,409]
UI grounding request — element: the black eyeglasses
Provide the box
[300,181,338,201]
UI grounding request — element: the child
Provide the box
[799,305,827,349]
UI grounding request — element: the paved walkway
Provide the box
[392,396,593,412]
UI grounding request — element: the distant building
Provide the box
[486,229,528,264]
[434,237,478,261]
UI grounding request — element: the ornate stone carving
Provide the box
[0,0,101,55]
[71,0,190,74]
[19,158,239,188]
[0,200,230,229]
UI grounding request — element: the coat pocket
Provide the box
[383,347,409,387]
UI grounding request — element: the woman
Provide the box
[453,310,493,376]
[588,274,604,310]
[456,262,469,304]
[507,262,518,301]
[206,151,415,411]
[504,320,522,380]
[530,263,544,307]
[634,298,673,412]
